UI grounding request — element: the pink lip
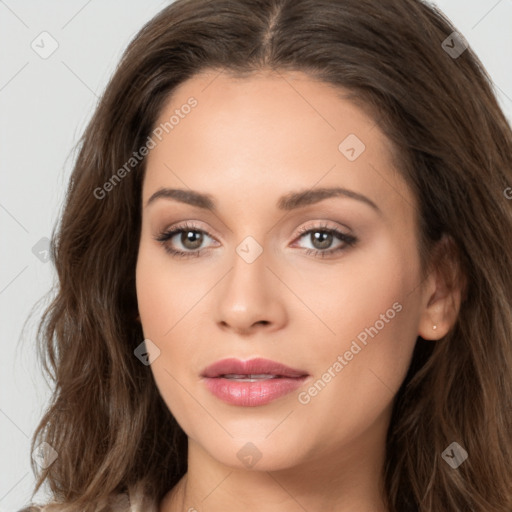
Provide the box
[201,357,309,407]
[201,357,308,378]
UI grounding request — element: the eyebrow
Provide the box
[145,186,381,214]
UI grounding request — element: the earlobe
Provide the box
[418,305,449,340]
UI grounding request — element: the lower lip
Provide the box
[203,376,308,406]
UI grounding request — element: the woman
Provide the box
[20,0,512,510]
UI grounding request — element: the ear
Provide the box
[417,234,466,340]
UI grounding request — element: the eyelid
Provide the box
[293,220,353,237]
[159,220,220,241]
[157,219,350,244]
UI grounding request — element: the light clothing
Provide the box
[18,483,160,512]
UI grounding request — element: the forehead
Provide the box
[142,70,414,218]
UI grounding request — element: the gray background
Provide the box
[1,1,511,510]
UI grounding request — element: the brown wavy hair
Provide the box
[21,0,512,510]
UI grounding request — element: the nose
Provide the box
[214,245,287,336]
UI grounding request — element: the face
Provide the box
[136,70,428,473]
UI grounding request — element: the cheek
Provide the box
[296,232,418,353]
[299,245,421,435]
[135,241,211,431]
[135,240,201,337]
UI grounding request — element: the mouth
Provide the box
[201,357,310,406]
[201,357,309,379]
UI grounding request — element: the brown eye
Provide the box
[294,225,358,258]
[154,222,217,258]
[179,230,204,250]
[309,230,335,250]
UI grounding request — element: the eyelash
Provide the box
[154,221,358,259]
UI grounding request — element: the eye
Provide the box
[154,222,218,259]
[154,221,358,259]
[293,223,357,258]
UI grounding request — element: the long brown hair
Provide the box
[22,0,512,510]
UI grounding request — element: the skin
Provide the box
[135,69,461,512]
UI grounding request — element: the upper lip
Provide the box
[201,357,309,378]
